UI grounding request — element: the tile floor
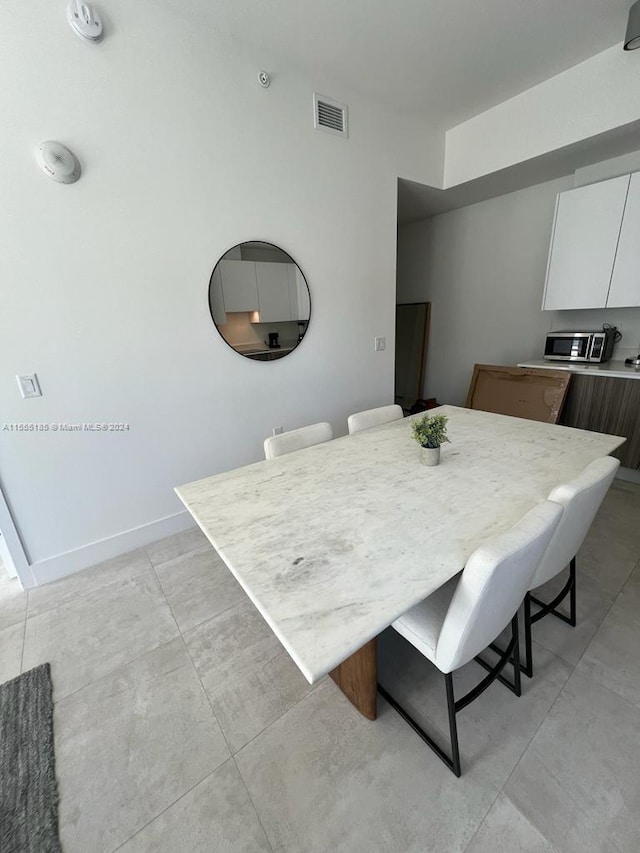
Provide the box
[1,481,639,852]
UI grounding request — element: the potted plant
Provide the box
[411,413,449,466]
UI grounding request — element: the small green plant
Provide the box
[411,413,450,449]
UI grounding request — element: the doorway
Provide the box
[394,301,431,412]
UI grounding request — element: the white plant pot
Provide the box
[419,446,441,467]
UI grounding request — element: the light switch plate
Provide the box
[17,373,42,399]
[374,336,386,352]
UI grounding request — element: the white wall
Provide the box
[397,176,573,405]
[0,1,442,584]
[573,150,640,187]
[445,44,640,187]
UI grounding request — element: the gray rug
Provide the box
[0,663,62,853]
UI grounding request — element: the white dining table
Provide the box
[176,405,624,719]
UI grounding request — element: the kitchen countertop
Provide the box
[235,342,297,356]
[518,359,640,380]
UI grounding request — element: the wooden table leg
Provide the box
[329,638,377,720]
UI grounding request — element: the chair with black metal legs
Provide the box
[521,455,619,678]
[378,500,563,777]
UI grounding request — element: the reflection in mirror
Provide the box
[209,241,311,361]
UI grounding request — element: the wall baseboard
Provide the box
[25,511,196,589]
[616,466,640,486]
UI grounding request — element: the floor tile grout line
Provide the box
[108,765,225,853]
[569,574,627,673]
[150,562,278,853]
[143,554,165,598]
[231,754,277,853]
[148,559,236,759]
[497,685,579,848]
[174,584,331,847]
[502,567,640,800]
[28,558,181,703]
[500,645,576,795]
[576,663,640,713]
[387,636,572,813]
[177,600,322,761]
[498,579,635,798]
[149,545,248,638]
[28,563,153,619]
[227,680,332,850]
[102,552,241,852]
[25,546,153,604]
[145,539,209,573]
[526,558,633,672]
[504,727,627,853]
[18,590,28,674]
[580,550,640,602]
[177,595,250,640]
[379,632,567,773]
[572,662,640,715]
[459,787,502,853]
[51,634,182,706]
[157,553,325,762]
[175,630,234,756]
[230,675,326,760]
[498,792,563,853]
[68,545,235,853]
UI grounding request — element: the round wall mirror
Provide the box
[208,241,311,361]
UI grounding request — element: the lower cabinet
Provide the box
[559,375,640,469]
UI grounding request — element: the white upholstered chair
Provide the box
[521,455,619,677]
[347,404,403,435]
[263,422,333,460]
[379,500,563,776]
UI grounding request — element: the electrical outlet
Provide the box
[273,426,284,436]
[17,373,42,398]
[374,336,386,352]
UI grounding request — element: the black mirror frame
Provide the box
[208,240,312,362]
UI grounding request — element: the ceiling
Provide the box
[180,0,632,129]
[398,119,640,224]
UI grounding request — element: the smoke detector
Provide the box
[35,142,81,184]
[67,1,103,42]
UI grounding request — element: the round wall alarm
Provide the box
[36,142,81,184]
[67,1,103,42]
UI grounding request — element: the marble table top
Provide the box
[176,406,624,684]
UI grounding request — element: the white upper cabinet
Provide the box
[219,260,259,312]
[287,266,311,321]
[608,172,640,308]
[542,174,630,311]
[255,262,293,322]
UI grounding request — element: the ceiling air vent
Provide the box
[313,93,348,138]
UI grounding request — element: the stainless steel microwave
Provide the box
[544,329,615,363]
